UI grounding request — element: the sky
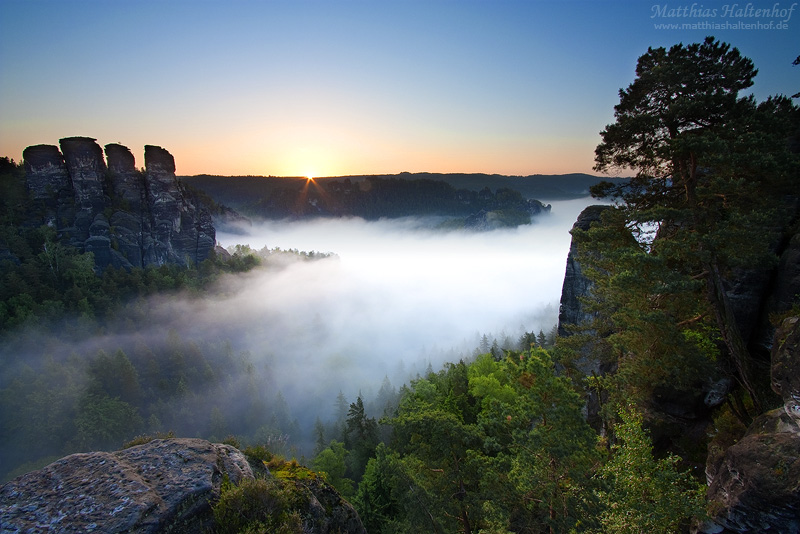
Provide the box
[0,0,797,177]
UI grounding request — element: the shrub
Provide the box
[212,477,302,534]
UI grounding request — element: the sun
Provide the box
[306,173,315,181]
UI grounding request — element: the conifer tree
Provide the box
[592,37,799,416]
[596,406,704,533]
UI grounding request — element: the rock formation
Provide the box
[554,205,612,430]
[0,438,367,534]
[22,137,215,270]
[700,316,800,533]
[143,145,215,267]
[104,143,149,267]
[0,438,252,533]
[22,144,73,228]
[557,204,609,338]
[287,473,368,534]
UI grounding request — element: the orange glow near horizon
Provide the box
[168,137,599,178]
[2,133,599,179]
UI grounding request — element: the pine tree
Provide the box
[596,406,705,533]
[592,37,799,417]
[536,329,547,348]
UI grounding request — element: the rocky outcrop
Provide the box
[22,137,215,270]
[22,145,73,227]
[105,143,149,268]
[60,137,107,239]
[22,145,71,202]
[289,475,367,534]
[143,145,215,266]
[753,226,800,353]
[700,317,800,533]
[555,205,779,433]
[0,438,252,533]
[557,204,609,337]
[556,204,800,354]
[105,143,143,207]
[0,438,366,534]
[772,316,800,423]
[58,137,118,266]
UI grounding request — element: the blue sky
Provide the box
[1,0,797,176]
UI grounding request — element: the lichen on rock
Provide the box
[0,438,252,533]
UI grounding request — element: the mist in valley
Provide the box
[210,198,593,416]
[0,198,597,475]
[218,200,592,362]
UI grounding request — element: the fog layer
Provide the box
[0,198,595,471]
[213,198,593,390]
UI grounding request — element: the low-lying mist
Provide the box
[219,199,587,364]
[212,197,592,393]
[0,198,595,475]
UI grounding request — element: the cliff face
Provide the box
[557,204,609,339]
[22,137,215,269]
[143,145,215,267]
[700,317,800,534]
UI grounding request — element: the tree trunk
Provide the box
[460,505,472,534]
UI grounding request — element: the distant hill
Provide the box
[181,173,562,228]
[181,172,626,221]
[381,172,625,201]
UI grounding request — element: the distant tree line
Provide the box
[185,173,547,224]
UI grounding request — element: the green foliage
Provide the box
[486,348,601,533]
[312,440,355,497]
[267,456,318,483]
[0,326,301,482]
[356,349,602,534]
[354,444,409,534]
[589,37,798,420]
[571,207,719,409]
[352,348,710,533]
[221,435,242,450]
[467,353,516,405]
[71,392,143,451]
[0,356,83,473]
[595,406,705,533]
[212,477,303,534]
[344,396,379,482]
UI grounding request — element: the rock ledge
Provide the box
[0,438,251,534]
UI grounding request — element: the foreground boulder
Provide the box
[0,438,252,533]
[0,438,366,534]
[700,316,800,533]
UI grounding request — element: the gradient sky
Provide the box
[1,0,797,177]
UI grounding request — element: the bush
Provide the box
[212,477,302,534]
